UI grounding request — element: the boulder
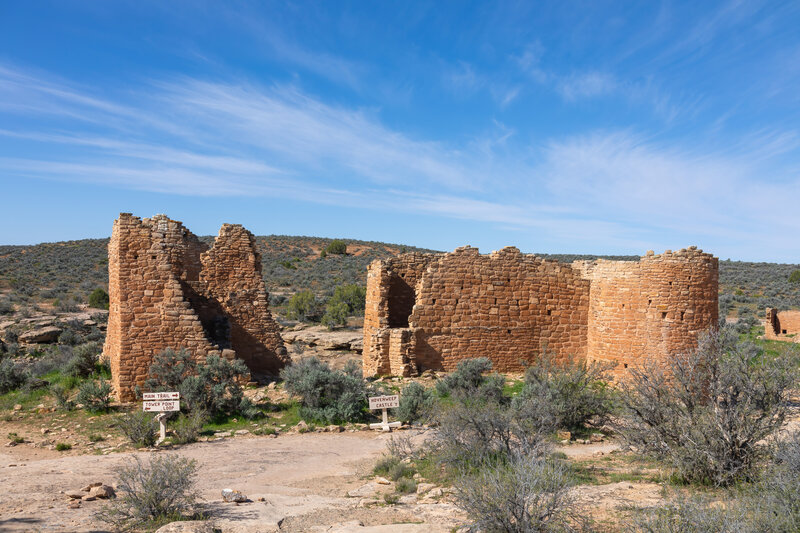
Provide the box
[155,521,217,533]
[221,488,247,503]
[416,483,436,495]
[89,485,116,499]
[19,326,62,344]
[294,421,309,433]
[347,482,380,498]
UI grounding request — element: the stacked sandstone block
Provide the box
[765,308,800,342]
[103,214,287,402]
[363,245,718,378]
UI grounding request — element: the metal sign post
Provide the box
[142,392,180,444]
[368,394,401,432]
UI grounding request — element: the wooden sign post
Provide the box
[142,392,180,444]
[368,394,401,432]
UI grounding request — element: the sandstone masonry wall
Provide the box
[765,308,800,342]
[103,214,287,402]
[363,245,718,378]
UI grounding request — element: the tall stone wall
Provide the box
[103,214,287,402]
[577,248,718,379]
[363,245,719,378]
[765,308,800,342]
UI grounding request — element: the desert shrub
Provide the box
[0,358,28,393]
[321,284,367,329]
[97,454,200,531]
[65,341,101,377]
[285,290,320,322]
[618,327,796,486]
[55,442,72,451]
[30,346,73,377]
[748,430,800,532]
[280,357,369,423]
[0,299,13,315]
[734,314,759,334]
[373,455,401,477]
[789,269,800,283]
[323,239,347,255]
[50,383,75,411]
[76,378,112,412]
[432,400,553,475]
[455,454,584,533]
[513,353,614,431]
[117,411,158,447]
[435,357,505,404]
[143,350,249,418]
[171,411,207,445]
[57,327,82,346]
[396,382,435,424]
[395,477,417,494]
[88,288,109,309]
[321,300,349,329]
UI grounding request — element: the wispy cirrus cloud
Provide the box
[2,63,800,259]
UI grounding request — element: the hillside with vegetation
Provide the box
[1,238,799,318]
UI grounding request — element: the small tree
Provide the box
[323,239,347,255]
[88,288,110,309]
[286,290,320,322]
[789,270,800,284]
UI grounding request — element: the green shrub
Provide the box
[0,358,29,393]
[435,357,505,404]
[619,327,796,486]
[55,442,72,451]
[50,383,75,411]
[321,284,366,329]
[89,434,105,442]
[117,411,158,448]
[396,382,434,424]
[789,270,800,284]
[65,341,101,377]
[373,455,401,477]
[395,477,417,494]
[0,300,13,315]
[77,377,112,412]
[57,328,82,346]
[281,357,369,423]
[324,239,347,255]
[97,455,200,531]
[285,290,320,322]
[388,462,416,481]
[513,353,614,431]
[171,411,207,445]
[88,288,109,309]
[143,349,249,419]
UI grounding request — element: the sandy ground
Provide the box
[0,431,464,533]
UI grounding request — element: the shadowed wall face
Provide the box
[103,213,287,402]
[363,246,719,378]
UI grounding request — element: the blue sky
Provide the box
[1,1,799,261]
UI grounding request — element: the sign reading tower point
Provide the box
[369,394,401,432]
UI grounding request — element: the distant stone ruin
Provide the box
[103,213,287,402]
[363,246,718,379]
[765,308,800,342]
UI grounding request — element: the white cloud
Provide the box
[557,72,618,101]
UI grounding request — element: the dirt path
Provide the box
[0,432,460,533]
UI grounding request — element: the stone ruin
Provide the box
[765,308,800,342]
[103,213,288,402]
[363,246,718,379]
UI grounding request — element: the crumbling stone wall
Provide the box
[103,213,287,402]
[363,245,718,378]
[765,308,800,342]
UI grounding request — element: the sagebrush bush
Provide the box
[97,454,200,531]
[65,341,101,377]
[143,349,249,418]
[117,411,158,447]
[171,411,207,445]
[435,357,505,404]
[280,357,369,423]
[619,327,797,486]
[513,353,614,431]
[455,454,584,533]
[77,377,112,412]
[0,358,28,393]
[395,477,417,494]
[50,383,74,411]
[396,382,434,424]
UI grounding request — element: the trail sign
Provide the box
[143,400,180,412]
[368,394,401,432]
[142,391,180,443]
[143,392,180,401]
